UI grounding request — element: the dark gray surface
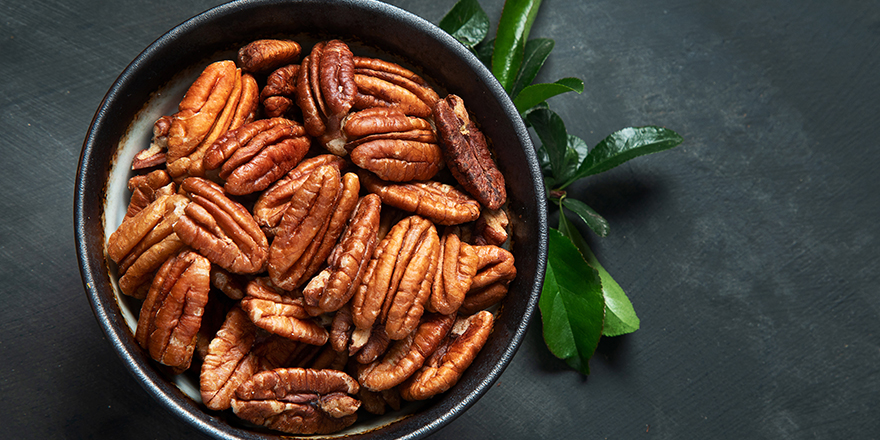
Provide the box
[1,0,878,438]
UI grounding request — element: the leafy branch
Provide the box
[439,0,683,374]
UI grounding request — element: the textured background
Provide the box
[2,0,878,438]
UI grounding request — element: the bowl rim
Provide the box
[74,0,548,438]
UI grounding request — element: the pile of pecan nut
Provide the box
[106,38,517,435]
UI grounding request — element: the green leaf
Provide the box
[563,126,684,187]
[474,37,495,67]
[510,38,555,97]
[558,213,640,337]
[492,0,543,92]
[527,108,570,185]
[513,77,583,113]
[567,134,590,168]
[540,228,605,374]
[561,197,610,237]
[439,0,490,48]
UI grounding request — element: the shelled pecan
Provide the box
[296,40,357,155]
[240,278,329,346]
[352,56,439,118]
[431,226,479,315]
[132,115,172,170]
[200,307,259,410]
[460,245,517,314]
[359,170,481,225]
[472,207,510,246]
[260,64,300,118]
[238,39,301,73]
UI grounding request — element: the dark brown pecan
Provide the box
[357,313,454,392]
[231,368,360,435]
[307,345,349,371]
[350,215,440,340]
[131,115,172,170]
[123,169,174,220]
[352,325,391,365]
[343,107,442,182]
[167,61,259,181]
[360,170,481,225]
[400,311,494,400]
[209,266,248,300]
[268,166,359,290]
[352,56,439,118]
[174,177,269,274]
[431,226,479,315]
[296,40,357,155]
[433,94,507,210]
[260,64,300,118]
[460,245,516,314]
[252,154,348,238]
[200,307,259,410]
[135,250,211,374]
[472,207,509,246]
[302,194,381,314]
[240,278,329,346]
[202,117,310,195]
[107,193,189,298]
[238,39,302,73]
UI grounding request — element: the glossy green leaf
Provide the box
[474,37,495,67]
[510,38,555,97]
[563,126,684,187]
[558,213,640,337]
[439,0,490,48]
[492,0,543,92]
[567,134,590,168]
[561,197,609,237]
[540,228,605,374]
[527,108,569,185]
[513,77,583,113]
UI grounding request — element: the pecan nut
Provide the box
[352,56,439,118]
[350,215,440,340]
[123,169,175,220]
[231,368,360,435]
[460,245,516,314]
[360,170,481,225]
[431,226,479,315]
[135,250,211,373]
[238,39,302,74]
[267,165,359,290]
[132,115,172,170]
[296,40,357,155]
[202,117,310,195]
[357,387,402,415]
[472,206,510,246]
[400,311,494,400]
[166,61,259,180]
[433,94,507,209]
[200,307,259,410]
[174,177,269,274]
[240,278,329,346]
[343,107,443,181]
[260,64,300,118]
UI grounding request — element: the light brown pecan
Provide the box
[202,117,310,195]
[200,307,259,410]
[268,166,359,290]
[359,170,481,225]
[400,311,494,401]
[460,245,516,314]
[357,313,454,392]
[302,194,381,314]
[231,368,360,435]
[238,39,302,73]
[352,325,391,365]
[174,177,269,274]
[240,278,329,346]
[135,249,211,374]
[343,107,442,182]
[350,215,440,340]
[433,94,507,210]
[352,56,439,118]
[123,169,174,220]
[472,207,509,246]
[166,62,259,181]
[131,115,172,170]
[260,64,300,118]
[108,193,189,298]
[252,154,348,238]
[431,226,479,315]
[296,40,357,156]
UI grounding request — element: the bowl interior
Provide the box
[75,0,547,438]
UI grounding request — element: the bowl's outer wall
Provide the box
[75,1,547,439]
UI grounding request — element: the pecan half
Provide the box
[343,107,442,181]
[431,226,479,315]
[200,307,259,410]
[357,313,454,391]
[360,170,481,225]
[252,333,321,372]
[231,368,360,435]
[352,57,439,118]
[296,40,357,155]
[260,64,300,118]
[240,278,329,346]
[238,39,302,73]
[174,177,269,274]
[472,207,510,246]
[209,266,248,300]
[302,194,381,314]
[433,94,506,209]
[131,115,172,170]
[123,169,174,220]
[268,165,359,290]
[135,249,211,373]
[460,245,516,314]
[203,117,310,195]
[400,311,494,400]
[350,215,440,340]
[166,61,259,180]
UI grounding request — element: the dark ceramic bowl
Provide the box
[75,0,547,438]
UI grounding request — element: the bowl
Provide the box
[74,0,547,438]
